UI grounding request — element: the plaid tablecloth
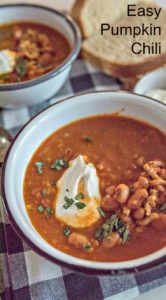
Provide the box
[1,58,166,300]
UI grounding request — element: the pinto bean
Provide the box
[133,208,145,220]
[148,160,165,168]
[105,185,115,196]
[136,213,159,227]
[143,163,159,179]
[147,195,157,208]
[151,214,166,231]
[150,189,158,196]
[101,196,119,212]
[133,176,149,191]
[68,233,89,249]
[38,53,52,66]
[128,189,148,210]
[102,232,121,249]
[113,184,130,204]
[38,33,50,46]
[160,169,166,180]
[144,202,151,217]
[150,179,166,186]
[20,40,39,59]
[157,185,165,192]
[120,214,132,224]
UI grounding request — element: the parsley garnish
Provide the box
[63,194,86,210]
[83,243,92,250]
[75,202,86,209]
[45,207,54,215]
[35,162,44,174]
[37,204,45,213]
[75,193,84,200]
[97,207,106,218]
[122,228,130,245]
[63,227,71,237]
[83,136,93,143]
[15,57,27,77]
[95,214,130,245]
[63,196,74,209]
[95,228,103,241]
[51,159,69,171]
[160,203,166,211]
[37,204,54,216]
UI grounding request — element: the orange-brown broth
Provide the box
[24,115,166,261]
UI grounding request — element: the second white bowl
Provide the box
[0,3,81,108]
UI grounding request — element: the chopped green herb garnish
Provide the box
[83,136,93,143]
[50,180,56,186]
[106,214,118,225]
[63,194,86,210]
[95,228,104,241]
[83,243,92,250]
[45,207,54,215]
[42,188,48,197]
[35,162,44,174]
[15,57,27,77]
[122,228,130,245]
[37,204,44,213]
[118,226,126,235]
[160,203,166,211]
[97,207,106,218]
[51,159,69,171]
[63,196,74,209]
[75,202,86,209]
[95,214,130,245]
[75,193,84,200]
[63,227,71,237]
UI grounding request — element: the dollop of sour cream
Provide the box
[145,89,166,104]
[0,49,16,75]
[55,155,101,228]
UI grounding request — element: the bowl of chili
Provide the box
[0,3,81,108]
[2,91,166,275]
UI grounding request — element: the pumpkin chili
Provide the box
[24,115,166,262]
[0,22,71,83]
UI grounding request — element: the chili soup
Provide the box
[24,115,166,262]
[0,22,71,83]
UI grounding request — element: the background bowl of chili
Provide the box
[2,91,166,275]
[0,3,81,108]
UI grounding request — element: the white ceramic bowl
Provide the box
[134,68,166,95]
[2,91,166,275]
[0,3,81,108]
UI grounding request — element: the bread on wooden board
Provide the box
[71,0,154,38]
[82,4,166,78]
